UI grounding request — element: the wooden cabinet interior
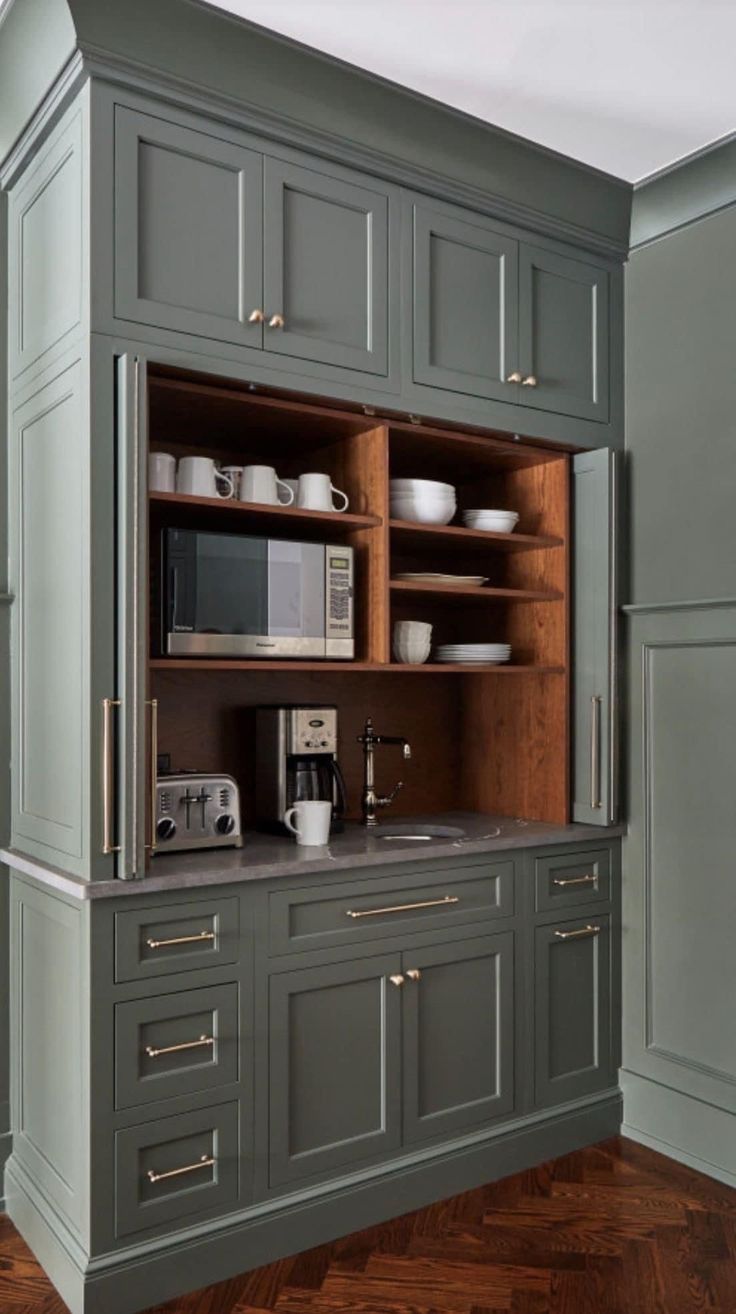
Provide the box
[147,363,570,824]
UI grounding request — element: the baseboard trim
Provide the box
[621,1070,736,1188]
[7,1091,621,1314]
[0,1130,12,1212]
[622,1122,736,1190]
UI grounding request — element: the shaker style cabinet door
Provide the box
[262,157,391,376]
[268,954,402,1187]
[410,199,519,402]
[572,448,618,825]
[534,915,612,1107]
[518,245,609,422]
[402,932,515,1144]
[114,108,264,346]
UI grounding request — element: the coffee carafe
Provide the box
[255,705,347,833]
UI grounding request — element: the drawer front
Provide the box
[115,897,239,982]
[269,861,515,956]
[115,1102,239,1237]
[535,849,611,913]
[115,984,239,1110]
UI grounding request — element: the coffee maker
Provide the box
[255,705,347,833]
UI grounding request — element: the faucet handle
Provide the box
[381,780,404,807]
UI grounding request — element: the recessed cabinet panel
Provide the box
[268,954,402,1186]
[535,849,612,912]
[114,108,263,345]
[535,915,612,1107]
[114,984,239,1110]
[114,897,240,982]
[403,932,515,1144]
[412,201,518,401]
[519,245,609,422]
[263,157,390,375]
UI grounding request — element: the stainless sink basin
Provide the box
[373,824,465,841]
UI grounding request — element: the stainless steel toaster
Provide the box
[155,773,243,852]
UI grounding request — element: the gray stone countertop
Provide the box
[1,812,625,901]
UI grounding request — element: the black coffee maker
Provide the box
[255,705,347,833]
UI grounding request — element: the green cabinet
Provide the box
[534,914,613,1107]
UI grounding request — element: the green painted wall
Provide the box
[0,190,10,1206]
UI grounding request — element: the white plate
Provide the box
[436,657,511,665]
[394,573,489,586]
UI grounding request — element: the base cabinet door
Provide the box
[402,932,515,1144]
[268,953,402,1187]
[534,915,612,1107]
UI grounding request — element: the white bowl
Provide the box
[394,620,433,637]
[390,501,456,525]
[462,510,519,533]
[393,641,432,665]
[390,478,455,495]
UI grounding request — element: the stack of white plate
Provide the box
[462,509,519,533]
[435,643,512,665]
[390,478,456,525]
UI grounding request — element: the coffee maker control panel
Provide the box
[287,707,337,756]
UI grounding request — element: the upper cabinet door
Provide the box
[411,200,519,402]
[572,448,618,825]
[518,245,609,422]
[114,109,264,346]
[263,157,391,376]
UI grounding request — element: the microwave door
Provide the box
[267,540,326,656]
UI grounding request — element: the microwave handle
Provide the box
[329,758,348,820]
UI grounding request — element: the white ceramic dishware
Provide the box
[284,799,332,846]
[240,465,295,506]
[390,478,455,496]
[280,478,299,504]
[394,573,489,586]
[462,509,520,533]
[177,456,234,500]
[393,619,433,664]
[296,473,349,512]
[220,465,244,498]
[390,493,456,525]
[149,451,176,493]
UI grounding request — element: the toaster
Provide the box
[155,773,243,852]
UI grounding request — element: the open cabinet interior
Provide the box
[147,364,570,825]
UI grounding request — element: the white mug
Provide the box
[221,465,244,499]
[240,465,295,506]
[149,451,176,493]
[177,456,234,500]
[296,473,349,513]
[284,800,332,846]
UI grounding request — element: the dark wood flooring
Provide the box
[1,1137,735,1313]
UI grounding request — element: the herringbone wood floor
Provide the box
[1,1138,735,1314]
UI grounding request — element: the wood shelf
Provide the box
[390,579,562,604]
[150,658,565,674]
[389,519,563,553]
[150,490,381,531]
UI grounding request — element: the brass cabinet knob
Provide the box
[248,308,266,323]
[389,973,405,987]
[521,374,538,387]
[406,968,422,982]
[506,371,523,384]
[268,312,285,329]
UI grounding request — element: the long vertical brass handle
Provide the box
[101,698,121,855]
[590,695,602,810]
[147,699,159,852]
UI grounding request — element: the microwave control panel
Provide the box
[326,546,354,641]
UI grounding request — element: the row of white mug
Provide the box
[149,452,350,513]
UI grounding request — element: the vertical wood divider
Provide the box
[339,423,390,663]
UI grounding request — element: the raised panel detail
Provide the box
[535,915,612,1106]
[520,245,609,422]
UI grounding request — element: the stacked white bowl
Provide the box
[390,478,456,526]
[462,509,520,533]
[393,620,433,664]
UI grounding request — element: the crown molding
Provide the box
[631,134,736,250]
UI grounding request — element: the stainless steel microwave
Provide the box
[162,529,354,659]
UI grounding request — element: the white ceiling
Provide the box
[210,0,736,182]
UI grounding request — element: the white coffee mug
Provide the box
[221,465,244,499]
[284,800,332,846]
[296,473,349,513]
[177,456,234,500]
[149,451,176,493]
[240,465,295,506]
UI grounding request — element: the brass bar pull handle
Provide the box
[147,1154,214,1185]
[590,695,602,809]
[101,698,122,855]
[146,930,215,950]
[552,874,597,888]
[145,1034,214,1059]
[346,895,459,919]
[554,924,601,941]
[146,699,159,852]
[406,969,422,982]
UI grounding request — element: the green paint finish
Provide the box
[114,983,239,1110]
[114,897,240,982]
[534,849,611,913]
[0,0,76,167]
[534,914,612,1107]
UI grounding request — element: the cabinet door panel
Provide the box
[403,932,514,1144]
[412,201,518,402]
[115,108,263,346]
[519,245,609,421]
[535,915,612,1106]
[268,954,401,1186]
[263,157,390,376]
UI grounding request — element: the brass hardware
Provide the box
[357,717,412,826]
[590,695,602,809]
[408,414,422,425]
[521,374,538,387]
[147,1154,214,1185]
[554,924,601,941]
[389,974,405,987]
[346,895,459,919]
[406,969,422,982]
[552,874,597,888]
[146,930,215,950]
[146,699,159,851]
[101,698,122,855]
[268,312,285,329]
[506,371,523,384]
[248,308,265,323]
[145,1034,214,1059]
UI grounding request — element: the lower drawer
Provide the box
[115,1102,239,1238]
[114,983,239,1110]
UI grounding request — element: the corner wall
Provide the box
[0,188,11,1210]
